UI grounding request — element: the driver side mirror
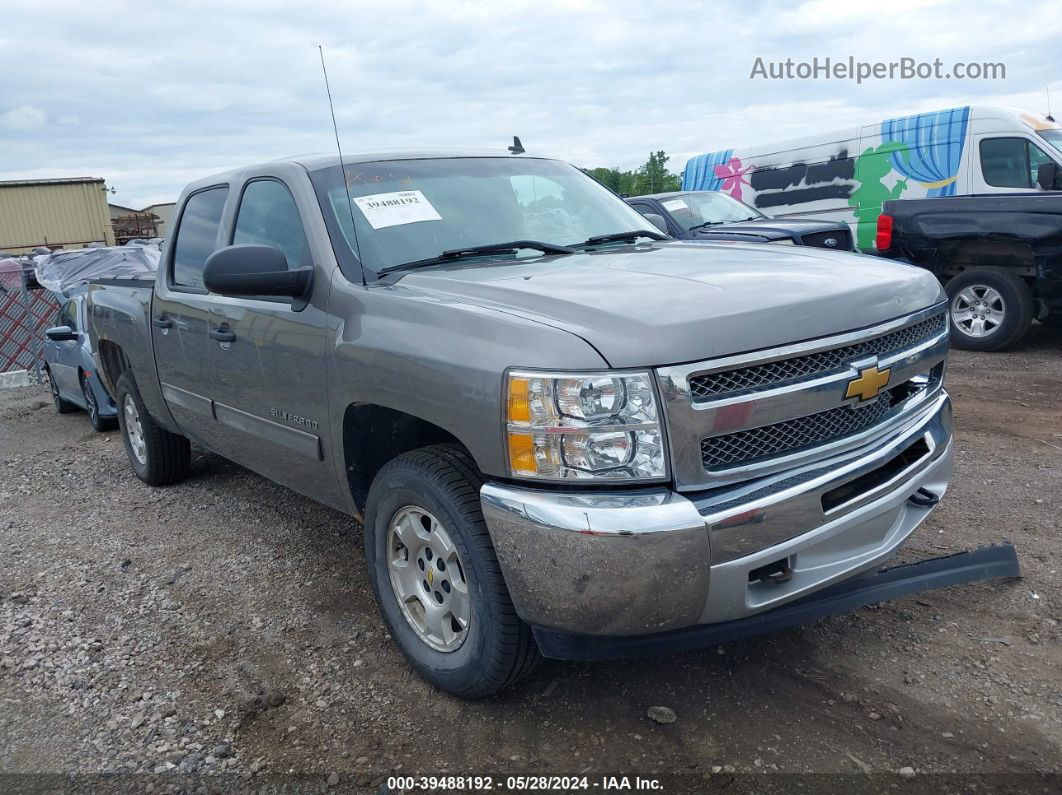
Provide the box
[203,245,313,305]
[44,325,77,342]
[642,213,670,235]
[1036,161,1060,190]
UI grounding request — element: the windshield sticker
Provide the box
[662,199,688,212]
[353,190,442,229]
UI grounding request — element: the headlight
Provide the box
[767,237,796,245]
[505,370,667,482]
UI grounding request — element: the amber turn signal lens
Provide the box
[507,376,531,424]
[507,432,536,474]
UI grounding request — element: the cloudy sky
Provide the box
[2,0,1060,208]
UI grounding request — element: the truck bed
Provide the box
[86,279,173,430]
[880,192,1062,311]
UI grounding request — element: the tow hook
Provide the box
[909,487,940,507]
[749,557,793,585]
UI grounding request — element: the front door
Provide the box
[47,299,81,395]
[203,174,339,506]
[151,185,229,444]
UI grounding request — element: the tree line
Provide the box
[581,150,681,197]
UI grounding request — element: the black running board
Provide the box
[532,544,1021,661]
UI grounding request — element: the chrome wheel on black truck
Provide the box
[945,269,1034,352]
[364,444,540,698]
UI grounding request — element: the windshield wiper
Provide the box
[378,240,575,276]
[687,220,727,231]
[580,230,667,247]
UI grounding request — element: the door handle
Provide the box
[152,316,172,329]
[209,325,236,343]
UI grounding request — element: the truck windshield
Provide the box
[662,192,766,232]
[308,157,658,276]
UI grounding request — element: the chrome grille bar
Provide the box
[656,302,950,491]
[689,313,946,401]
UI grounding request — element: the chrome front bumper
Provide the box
[481,391,953,637]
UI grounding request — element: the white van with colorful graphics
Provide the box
[682,106,1062,252]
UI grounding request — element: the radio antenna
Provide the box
[1047,85,1055,122]
[318,44,365,284]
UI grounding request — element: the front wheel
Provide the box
[364,444,540,698]
[81,373,117,432]
[945,269,1034,352]
[115,372,190,485]
[47,368,78,414]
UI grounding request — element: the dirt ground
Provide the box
[1,325,1060,792]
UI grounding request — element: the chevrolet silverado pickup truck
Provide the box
[877,191,1062,351]
[85,150,1015,698]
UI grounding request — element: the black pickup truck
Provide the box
[877,193,1062,351]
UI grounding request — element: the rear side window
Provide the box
[232,180,311,269]
[172,187,228,288]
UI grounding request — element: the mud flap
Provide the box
[533,544,1021,661]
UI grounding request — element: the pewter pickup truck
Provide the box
[87,151,1016,698]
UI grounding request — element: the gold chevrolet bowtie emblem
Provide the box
[427,568,434,586]
[846,365,891,402]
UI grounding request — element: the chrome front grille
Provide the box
[655,303,951,491]
[689,312,946,401]
[701,387,900,469]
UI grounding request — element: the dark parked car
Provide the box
[43,287,118,431]
[627,191,854,250]
[877,191,1062,351]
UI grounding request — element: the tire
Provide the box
[80,373,117,432]
[945,269,1034,352]
[364,444,540,698]
[47,368,78,414]
[114,372,191,486]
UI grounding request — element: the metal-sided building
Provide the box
[143,202,176,238]
[0,177,115,254]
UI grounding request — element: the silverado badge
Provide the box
[846,365,891,402]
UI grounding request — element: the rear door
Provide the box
[202,169,338,503]
[151,185,229,443]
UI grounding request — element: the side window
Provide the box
[232,180,311,270]
[60,300,78,331]
[980,138,1053,189]
[172,187,228,288]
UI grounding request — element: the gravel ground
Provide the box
[1,324,1060,791]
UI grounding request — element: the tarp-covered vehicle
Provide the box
[36,243,160,430]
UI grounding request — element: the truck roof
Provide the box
[188,149,549,189]
[636,191,693,201]
[292,149,539,171]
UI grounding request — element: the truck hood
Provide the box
[396,241,944,368]
[686,217,847,242]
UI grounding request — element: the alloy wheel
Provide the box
[951,284,1005,338]
[123,395,147,464]
[82,378,97,420]
[386,505,471,652]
